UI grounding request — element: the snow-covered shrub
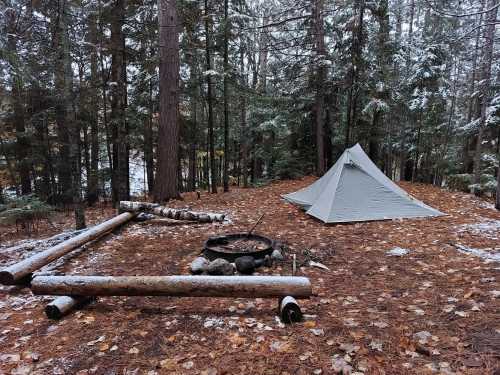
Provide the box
[447,173,472,192]
[0,195,54,228]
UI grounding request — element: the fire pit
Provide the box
[203,233,274,262]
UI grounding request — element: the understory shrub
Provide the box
[0,195,54,230]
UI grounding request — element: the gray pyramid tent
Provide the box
[282,143,444,223]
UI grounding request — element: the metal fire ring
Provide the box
[203,233,274,262]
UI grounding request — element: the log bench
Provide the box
[31,275,312,323]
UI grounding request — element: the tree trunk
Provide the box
[222,0,230,192]
[205,0,217,193]
[313,0,326,176]
[154,0,180,202]
[6,10,31,195]
[240,47,249,187]
[53,1,73,204]
[110,0,129,204]
[87,13,100,206]
[472,0,497,195]
[369,0,390,167]
[345,0,365,149]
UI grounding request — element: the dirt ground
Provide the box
[0,178,499,375]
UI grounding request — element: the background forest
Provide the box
[0,0,499,228]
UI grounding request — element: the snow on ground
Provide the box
[386,247,410,256]
[454,244,500,263]
[455,217,500,240]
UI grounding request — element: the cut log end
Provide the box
[279,296,303,324]
[0,271,15,285]
[45,304,64,320]
[0,271,32,286]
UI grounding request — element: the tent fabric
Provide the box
[282,143,444,223]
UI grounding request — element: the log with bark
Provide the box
[138,218,198,227]
[45,296,96,320]
[119,201,225,223]
[31,275,312,299]
[0,212,135,285]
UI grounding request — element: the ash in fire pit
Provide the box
[203,233,274,262]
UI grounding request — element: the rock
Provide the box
[254,255,273,268]
[309,328,324,336]
[235,256,256,274]
[271,249,284,261]
[190,257,209,274]
[207,258,234,275]
[413,331,432,344]
[331,357,353,374]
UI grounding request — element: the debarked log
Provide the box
[45,296,96,320]
[31,275,312,299]
[119,201,225,222]
[0,212,135,285]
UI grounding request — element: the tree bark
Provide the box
[87,13,100,206]
[345,0,365,149]
[472,0,497,195]
[110,0,129,204]
[222,0,230,192]
[205,0,217,193]
[45,296,96,319]
[369,0,390,166]
[5,9,31,195]
[32,275,313,299]
[119,201,225,222]
[53,1,73,204]
[313,0,326,176]
[145,46,155,194]
[240,47,249,187]
[154,0,180,202]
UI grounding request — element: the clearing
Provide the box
[0,178,499,374]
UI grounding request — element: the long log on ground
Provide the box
[138,218,198,227]
[31,275,312,299]
[119,201,225,222]
[45,296,96,320]
[1,228,88,254]
[0,212,135,285]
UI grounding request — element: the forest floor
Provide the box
[0,178,499,375]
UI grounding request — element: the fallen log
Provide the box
[1,228,88,254]
[31,275,312,299]
[0,212,135,285]
[119,201,225,223]
[45,296,96,320]
[138,218,198,227]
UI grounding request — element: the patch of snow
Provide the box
[454,244,500,263]
[456,218,500,240]
[386,247,410,256]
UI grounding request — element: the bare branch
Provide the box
[424,0,500,18]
